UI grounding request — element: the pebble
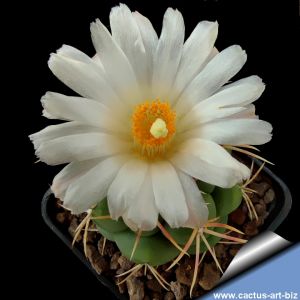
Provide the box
[56,212,66,224]
[250,194,261,204]
[152,292,163,300]
[229,246,240,257]
[77,213,87,222]
[133,267,144,278]
[254,203,266,216]
[162,270,173,281]
[254,173,263,182]
[244,220,259,236]
[221,256,231,271]
[86,231,97,243]
[214,244,227,259]
[198,263,221,291]
[68,218,82,242]
[115,277,127,294]
[164,291,175,300]
[264,188,275,204]
[257,217,265,226]
[147,273,153,280]
[175,258,194,286]
[170,282,187,300]
[146,278,163,293]
[55,199,63,209]
[110,252,121,270]
[229,208,247,225]
[249,182,270,197]
[118,255,134,271]
[97,237,115,257]
[241,202,249,213]
[126,277,145,300]
[85,244,109,274]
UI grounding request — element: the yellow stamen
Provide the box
[132,100,176,157]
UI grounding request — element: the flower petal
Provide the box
[57,45,106,78]
[171,21,218,101]
[52,158,103,200]
[107,159,149,220]
[179,107,247,132]
[29,121,99,150]
[48,49,121,108]
[110,4,148,87]
[41,92,129,134]
[35,133,131,165]
[125,171,159,231]
[217,75,265,106]
[179,75,265,130]
[189,119,273,145]
[122,214,139,232]
[90,19,141,106]
[151,161,188,228]
[152,8,184,99]
[229,104,257,119]
[133,11,158,86]
[57,44,98,65]
[207,47,219,61]
[63,155,130,214]
[170,139,250,188]
[177,170,208,228]
[175,45,247,117]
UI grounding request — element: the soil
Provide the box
[53,164,275,300]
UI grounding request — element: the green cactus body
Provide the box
[92,199,127,233]
[91,184,243,266]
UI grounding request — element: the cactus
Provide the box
[91,180,243,266]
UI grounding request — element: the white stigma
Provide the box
[150,118,168,139]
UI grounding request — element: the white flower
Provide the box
[30,4,272,231]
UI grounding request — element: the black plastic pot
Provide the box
[41,161,292,299]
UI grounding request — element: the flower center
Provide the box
[131,100,176,158]
[150,118,168,138]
